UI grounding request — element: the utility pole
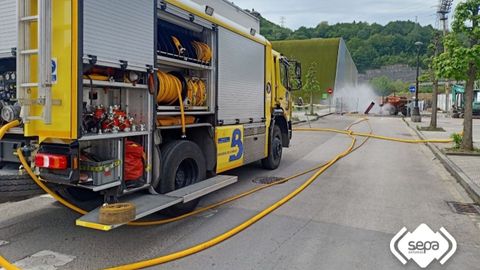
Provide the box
[437,0,453,113]
[280,16,286,28]
[411,41,423,123]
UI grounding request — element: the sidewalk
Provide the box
[292,107,333,124]
[404,115,480,204]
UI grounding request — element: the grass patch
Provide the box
[444,132,480,155]
[444,147,480,156]
[451,133,463,149]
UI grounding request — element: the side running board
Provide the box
[76,175,238,231]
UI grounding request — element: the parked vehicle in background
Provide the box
[451,84,480,118]
[0,0,41,199]
[381,95,408,116]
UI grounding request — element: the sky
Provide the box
[232,0,458,30]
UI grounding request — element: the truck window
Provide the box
[280,62,289,90]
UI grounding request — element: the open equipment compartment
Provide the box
[78,138,122,189]
[0,57,27,165]
[156,6,216,123]
[76,0,156,193]
[0,58,19,125]
[0,0,19,128]
[81,70,151,138]
[78,72,153,193]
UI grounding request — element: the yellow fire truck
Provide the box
[0,0,301,230]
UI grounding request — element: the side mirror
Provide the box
[291,61,302,91]
[295,62,302,78]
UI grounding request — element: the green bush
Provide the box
[451,133,463,149]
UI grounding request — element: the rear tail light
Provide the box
[35,153,68,170]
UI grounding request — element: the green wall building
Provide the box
[273,38,358,97]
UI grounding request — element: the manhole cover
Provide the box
[447,201,480,215]
[252,176,285,185]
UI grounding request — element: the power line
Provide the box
[280,16,286,27]
[437,0,453,30]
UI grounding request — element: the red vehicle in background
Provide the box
[381,95,408,116]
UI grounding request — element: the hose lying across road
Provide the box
[293,127,453,144]
[0,120,21,141]
[131,118,372,226]
[106,121,364,270]
[1,118,452,270]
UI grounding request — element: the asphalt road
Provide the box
[1,115,480,270]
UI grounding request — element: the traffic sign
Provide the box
[327,88,333,94]
[409,86,416,93]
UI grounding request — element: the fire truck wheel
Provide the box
[157,140,206,216]
[262,125,283,170]
[0,173,43,199]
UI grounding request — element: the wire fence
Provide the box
[335,97,360,114]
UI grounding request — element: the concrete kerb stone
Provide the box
[292,113,334,125]
[402,118,480,204]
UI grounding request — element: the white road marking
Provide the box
[13,250,75,270]
[0,240,9,246]
[200,209,218,218]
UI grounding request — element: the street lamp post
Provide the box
[411,41,423,122]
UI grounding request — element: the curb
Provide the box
[292,113,333,125]
[444,152,480,157]
[403,118,480,204]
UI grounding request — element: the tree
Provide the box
[303,63,322,115]
[429,33,442,129]
[370,76,394,96]
[434,0,480,150]
[314,21,329,37]
[259,14,438,72]
[392,79,409,93]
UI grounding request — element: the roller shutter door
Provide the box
[217,27,265,123]
[83,0,154,69]
[0,0,16,58]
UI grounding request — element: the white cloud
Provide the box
[232,0,458,30]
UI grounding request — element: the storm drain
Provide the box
[252,176,285,185]
[447,201,480,215]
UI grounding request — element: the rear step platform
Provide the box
[76,175,237,231]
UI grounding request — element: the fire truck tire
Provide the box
[0,173,43,198]
[262,125,283,170]
[157,140,206,216]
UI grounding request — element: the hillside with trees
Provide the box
[258,16,437,73]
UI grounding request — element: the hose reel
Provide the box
[155,71,206,107]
